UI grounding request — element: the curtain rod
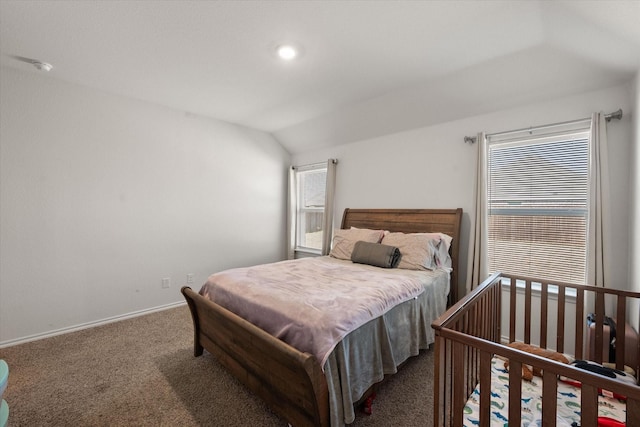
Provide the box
[463,109,623,144]
[291,159,338,170]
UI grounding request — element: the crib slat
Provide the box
[542,370,557,426]
[479,351,491,426]
[476,300,482,385]
[494,283,501,343]
[465,312,474,398]
[465,309,473,397]
[452,341,465,427]
[628,397,640,427]
[594,292,605,364]
[581,384,598,427]
[616,295,626,370]
[575,288,584,360]
[524,280,532,343]
[540,282,548,348]
[557,286,565,353]
[510,278,516,342]
[445,339,453,425]
[481,293,487,338]
[433,337,444,427]
[508,361,522,425]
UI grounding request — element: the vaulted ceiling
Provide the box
[1,1,639,154]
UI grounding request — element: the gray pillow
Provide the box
[351,241,401,268]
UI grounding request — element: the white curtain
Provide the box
[465,132,488,293]
[587,112,612,287]
[286,166,297,260]
[322,159,338,256]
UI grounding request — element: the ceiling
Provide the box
[1,1,639,154]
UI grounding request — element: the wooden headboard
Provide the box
[341,208,463,304]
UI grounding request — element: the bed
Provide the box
[181,208,462,427]
[432,272,640,426]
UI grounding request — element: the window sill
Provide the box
[500,278,578,301]
[294,248,322,258]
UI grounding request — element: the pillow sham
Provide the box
[381,232,439,270]
[351,241,401,268]
[329,228,384,260]
[431,233,453,269]
[380,232,452,269]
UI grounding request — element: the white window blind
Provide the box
[487,128,590,285]
[294,164,327,253]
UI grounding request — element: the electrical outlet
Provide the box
[186,274,194,284]
[161,277,170,288]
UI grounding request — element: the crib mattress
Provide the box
[463,356,627,426]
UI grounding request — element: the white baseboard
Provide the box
[0,300,186,348]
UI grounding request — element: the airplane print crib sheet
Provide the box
[463,356,627,426]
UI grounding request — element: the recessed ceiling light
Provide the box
[32,61,53,72]
[277,45,298,61]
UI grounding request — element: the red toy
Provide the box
[362,391,376,415]
[597,417,625,427]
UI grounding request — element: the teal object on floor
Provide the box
[0,360,7,396]
[0,400,8,427]
[0,359,9,427]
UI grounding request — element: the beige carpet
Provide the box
[0,305,434,426]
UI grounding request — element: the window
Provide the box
[295,165,327,252]
[487,127,590,285]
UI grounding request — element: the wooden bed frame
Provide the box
[181,208,462,427]
[432,272,640,426]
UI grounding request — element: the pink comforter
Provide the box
[199,256,439,367]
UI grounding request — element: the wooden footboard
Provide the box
[432,273,640,427]
[181,286,329,427]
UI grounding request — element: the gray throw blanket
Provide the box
[351,240,401,268]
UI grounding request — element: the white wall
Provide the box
[293,83,634,301]
[0,67,290,345]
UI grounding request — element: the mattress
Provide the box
[463,356,628,426]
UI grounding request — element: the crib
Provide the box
[432,272,640,426]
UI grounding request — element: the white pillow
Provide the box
[381,232,440,270]
[329,228,384,260]
[428,233,453,269]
